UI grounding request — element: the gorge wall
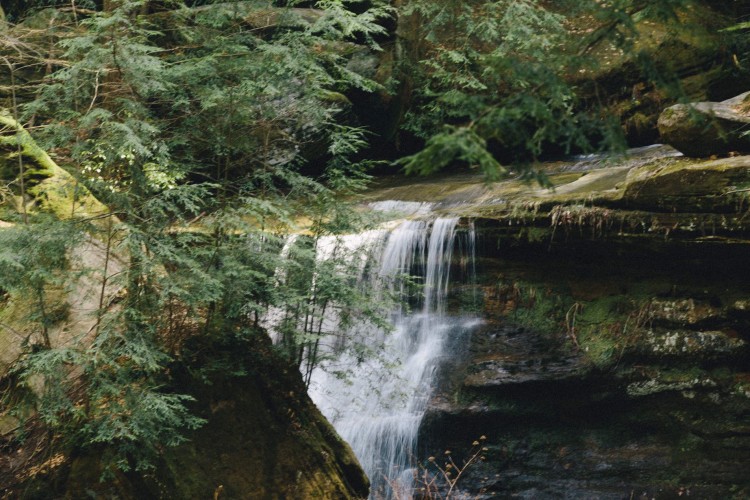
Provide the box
[423,239,750,499]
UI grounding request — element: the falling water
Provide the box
[263,234,298,344]
[308,216,478,498]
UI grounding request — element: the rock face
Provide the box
[363,152,750,498]
[621,155,750,212]
[365,149,750,244]
[3,336,369,499]
[658,92,750,157]
[419,243,750,499]
[150,338,370,500]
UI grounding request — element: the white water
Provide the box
[308,217,478,498]
[369,200,436,218]
[263,234,298,344]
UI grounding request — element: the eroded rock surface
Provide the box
[417,243,750,499]
[361,145,750,498]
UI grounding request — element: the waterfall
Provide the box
[263,234,298,344]
[307,216,478,499]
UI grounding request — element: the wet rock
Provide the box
[464,355,586,387]
[728,299,750,319]
[419,248,750,499]
[463,325,588,388]
[658,91,750,157]
[625,376,718,398]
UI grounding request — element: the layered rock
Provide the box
[621,154,750,212]
[366,148,750,244]
[363,150,750,498]
[419,246,750,499]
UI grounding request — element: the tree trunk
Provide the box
[0,112,110,220]
[102,0,120,11]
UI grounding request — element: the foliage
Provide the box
[0,0,393,482]
[1,1,97,22]
[396,0,594,177]
[400,126,505,180]
[0,218,81,348]
[396,0,701,178]
[0,0,732,489]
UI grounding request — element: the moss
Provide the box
[627,112,654,134]
[547,172,585,186]
[0,156,15,182]
[0,414,18,435]
[0,294,37,370]
[6,336,369,498]
[152,347,369,499]
[575,298,632,368]
[29,170,108,221]
[0,283,71,373]
[0,112,109,222]
[319,90,352,106]
[484,278,570,334]
[517,226,549,244]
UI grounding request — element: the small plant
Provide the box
[386,436,491,500]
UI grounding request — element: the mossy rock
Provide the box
[1,111,109,221]
[5,336,369,499]
[648,298,723,327]
[625,372,719,398]
[621,155,750,212]
[657,91,750,157]
[637,329,746,360]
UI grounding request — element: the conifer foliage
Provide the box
[0,0,394,482]
[0,0,720,489]
[397,0,704,179]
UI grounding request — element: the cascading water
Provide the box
[307,215,479,498]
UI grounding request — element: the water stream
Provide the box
[307,214,479,498]
[272,145,679,497]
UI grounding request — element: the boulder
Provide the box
[658,91,750,157]
[3,336,370,499]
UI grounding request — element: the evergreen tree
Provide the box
[1,0,394,479]
[0,0,739,489]
[396,0,706,180]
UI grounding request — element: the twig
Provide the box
[85,69,101,115]
[565,302,582,350]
